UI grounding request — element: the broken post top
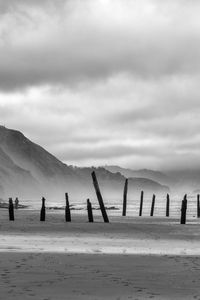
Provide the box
[9,198,13,205]
[124,178,128,191]
[42,197,45,206]
[65,193,69,206]
[91,171,97,182]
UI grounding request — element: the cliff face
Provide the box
[0,126,81,200]
[0,126,170,202]
[0,126,76,180]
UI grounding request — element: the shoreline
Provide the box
[0,210,200,255]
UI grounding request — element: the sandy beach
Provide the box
[1,209,200,299]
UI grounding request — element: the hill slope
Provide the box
[0,144,39,198]
[104,165,172,186]
[0,126,170,203]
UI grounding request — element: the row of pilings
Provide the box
[6,172,200,225]
[122,178,199,224]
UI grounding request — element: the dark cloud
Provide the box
[0,0,200,90]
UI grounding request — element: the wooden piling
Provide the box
[122,178,128,216]
[139,191,144,216]
[8,198,14,221]
[180,194,187,224]
[40,197,46,221]
[65,193,71,222]
[91,171,109,223]
[197,194,200,218]
[166,194,170,217]
[87,199,94,222]
[150,194,155,217]
[14,197,19,209]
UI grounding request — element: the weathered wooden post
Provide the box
[65,193,71,222]
[87,199,94,223]
[150,194,155,217]
[91,171,109,223]
[180,194,187,224]
[40,197,46,222]
[166,194,170,217]
[122,178,128,216]
[197,194,200,218]
[14,197,19,209]
[139,191,144,216]
[8,198,14,221]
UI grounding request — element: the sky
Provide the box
[0,0,200,171]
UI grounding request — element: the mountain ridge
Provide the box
[0,126,170,202]
[104,165,172,186]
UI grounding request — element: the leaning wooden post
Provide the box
[197,194,200,218]
[180,194,187,224]
[139,191,144,216]
[87,199,94,223]
[91,171,109,223]
[122,178,128,216]
[8,198,14,221]
[166,194,170,217]
[65,193,71,222]
[40,197,46,222]
[150,194,155,217]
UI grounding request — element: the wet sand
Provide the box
[0,209,200,299]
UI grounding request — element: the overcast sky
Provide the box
[0,0,200,171]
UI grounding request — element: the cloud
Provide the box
[0,0,200,171]
[1,0,200,90]
[1,72,200,170]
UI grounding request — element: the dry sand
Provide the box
[0,209,200,299]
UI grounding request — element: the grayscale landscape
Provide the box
[1,0,200,299]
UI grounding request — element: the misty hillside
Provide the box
[0,144,39,198]
[0,126,83,200]
[166,169,200,194]
[71,166,169,194]
[0,126,77,181]
[104,165,200,195]
[0,126,170,202]
[104,165,172,186]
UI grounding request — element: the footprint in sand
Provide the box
[15,265,21,268]
[136,289,143,292]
